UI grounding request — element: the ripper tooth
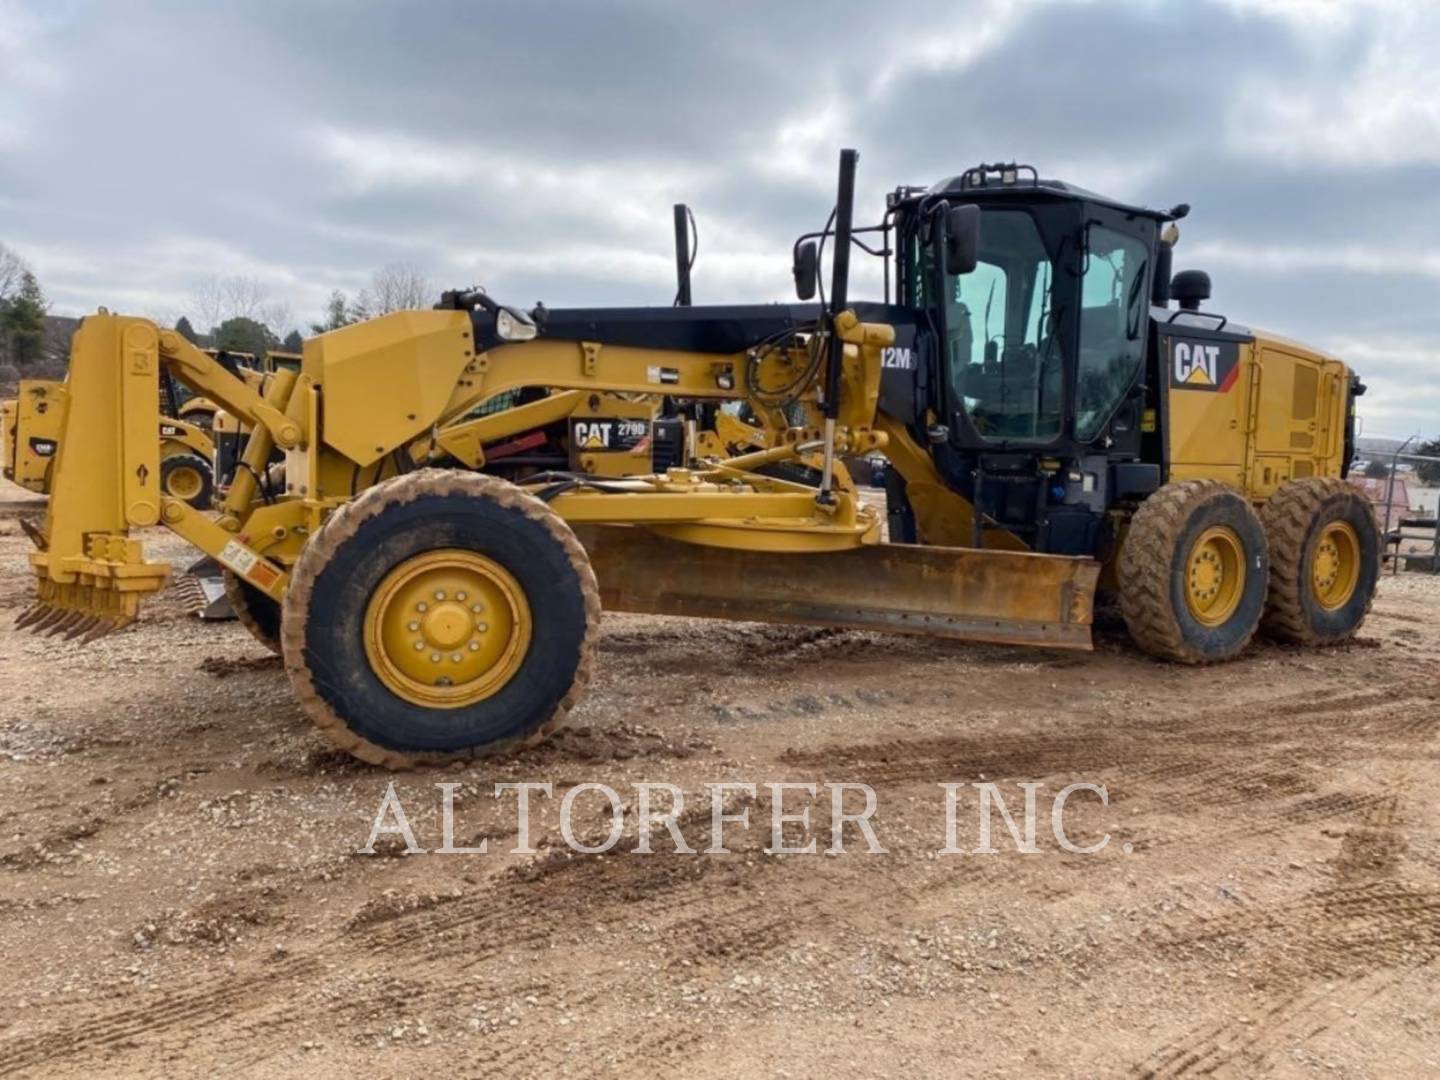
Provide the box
[81,618,120,645]
[63,615,101,641]
[44,610,84,637]
[31,606,68,633]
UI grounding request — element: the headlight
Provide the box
[495,307,537,342]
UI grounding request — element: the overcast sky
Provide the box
[1,0,1436,438]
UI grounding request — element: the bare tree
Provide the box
[0,243,29,305]
[367,262,433,315]
[186,274,292,336]
[261,299,294,337]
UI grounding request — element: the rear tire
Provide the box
[1260,477,1379,645]
[1119,479,1268,663]
[224,570,282,654]
[281,469,600,767]
[161,452,214,510]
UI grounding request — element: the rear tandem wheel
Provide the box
[1260,476,1380,645]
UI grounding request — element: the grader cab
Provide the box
[17,150,1379,766]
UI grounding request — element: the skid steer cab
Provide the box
[17,150,1378,767]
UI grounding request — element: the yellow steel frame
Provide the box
[20,305,1092,650]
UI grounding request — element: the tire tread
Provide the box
[1260,476,1379,645]
[1119,479,1264,664]
[280,469,601,769]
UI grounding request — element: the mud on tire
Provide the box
[281,469,600,768]
[1260,476,1380,645]
[1119,479,1269,664]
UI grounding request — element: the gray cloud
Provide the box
[0,0,1436,437]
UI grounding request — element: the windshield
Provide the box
[1076,224,1148,440]
[942,209,1063,441]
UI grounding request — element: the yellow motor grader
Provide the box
[17,150,1379,766]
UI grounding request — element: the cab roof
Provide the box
[924,165,1178,222]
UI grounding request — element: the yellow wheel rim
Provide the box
[1184,525,1246,627]
[363,549,532,709]
[165,464,204,501]
[1310,520,1360,611]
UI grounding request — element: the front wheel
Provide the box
[281,470,600,767]
[1260,477,1380,645]
[1119,479,1269,663]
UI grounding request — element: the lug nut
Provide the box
[431,653,442,662]
[417,602,428,613]
[469,641,480,651]
[435,590,446,600]
[451,653,462,663]
[408,620,420,631]
[476,622,488,633]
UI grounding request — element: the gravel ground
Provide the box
[0,479,1437,1077]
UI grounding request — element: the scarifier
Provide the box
[16,150,1380,765]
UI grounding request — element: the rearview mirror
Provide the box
[793,240,818,301]
[944,204,981,275]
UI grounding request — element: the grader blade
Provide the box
[575,525,1100,650]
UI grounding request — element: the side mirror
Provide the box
[793,240,818,301]
[944,204,981,275]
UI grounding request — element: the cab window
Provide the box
[944,209,1062,441]
[1076,225,1148,441]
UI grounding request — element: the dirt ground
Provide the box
[0,478,1436,1079]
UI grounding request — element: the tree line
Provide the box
[0,242,434,381]
[0,243,53,378]
[176,261,434,357]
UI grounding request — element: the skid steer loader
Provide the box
[4,377,216,508]
[16,150,1379,766]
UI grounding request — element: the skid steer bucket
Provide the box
[575,525,1100,650]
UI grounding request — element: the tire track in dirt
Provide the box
[1133,963,1423,1079]
[0,735,737,1074]
[1133,763,1435,1078]
[72,796,799,1075]
[0,955,323,1076]
[778,686,1435,859]
[317,793,848,1071]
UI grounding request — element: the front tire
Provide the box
[1119,479,1269,663]
[1260,477,1379,645]
[281,469,600,767]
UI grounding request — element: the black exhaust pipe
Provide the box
[818,148,858,504]
[673,203,693,307]
[823,148,858,420]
